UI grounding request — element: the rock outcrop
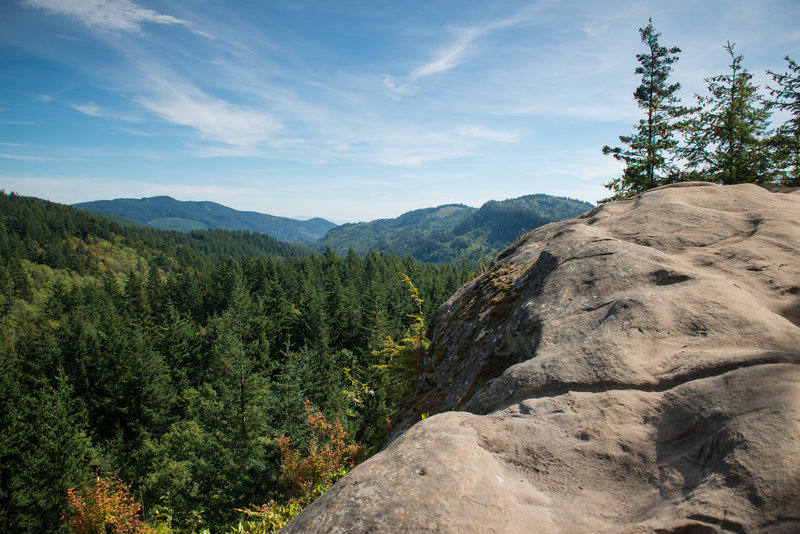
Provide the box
[283,183,800,533]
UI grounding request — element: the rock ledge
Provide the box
[284,183,800,533]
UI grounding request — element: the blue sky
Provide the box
[1,0,798,223]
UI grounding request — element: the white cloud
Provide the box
[458,125,518,143]
[1,153,53,161]
[21,0,201,35]
[72,102,144,122]
[72,102,105,116]
[136,81,281,149]
[411,26,484,80]
[382,74,415,98]
[1,153,85,161]
[385,12,530,97]
[351,126,506,167]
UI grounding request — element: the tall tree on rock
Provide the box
[602,19,687,201]
[682,42,772,184]
[767,56,800,186]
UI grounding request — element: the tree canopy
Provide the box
[0,191,473,533]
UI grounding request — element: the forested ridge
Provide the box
[73,196,336,242]
[313,194,594,264]
[75,193,595,265]
[0,191,473,532]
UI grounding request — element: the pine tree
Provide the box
[210,281,269,445]
[767,55,800,186]
[2,374,93,532]
[602,19,688,201]
[682,42,773,184]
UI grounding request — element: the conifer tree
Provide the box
[767,56,800,186]
[211,280,270,445]
[682,42,772,184]
[602,19,687,201]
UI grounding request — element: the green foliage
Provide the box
[372,274,430,407]
[682,42,773,184]
[767,56,800,186]
[229,501,302,534]
[230,401,360,533]
[601,26,800,200]
[0,371,93,532]
[0,191,474,533]
[602,19,689,201]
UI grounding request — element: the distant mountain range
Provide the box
[73,196,336,243]
[74,193,594,263]
[311,194,594,263]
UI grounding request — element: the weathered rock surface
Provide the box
[284,183,800,533]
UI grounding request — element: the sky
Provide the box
[1,0,798,223]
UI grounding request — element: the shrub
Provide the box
[276,400,361,503]
[230,400,362,533]
[63,473,150,534]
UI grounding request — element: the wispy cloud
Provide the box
[458,125,518,143]
[0,118,38,126]
[72,102,111,117]
[340,122,521,167]
[20,0,211,36]
[135,80,281,150]
[384,12,529,96]
[1,153,85,161]
[410,26,484,80]
[72,102,144,122]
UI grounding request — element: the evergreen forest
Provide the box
[0,191,473,532]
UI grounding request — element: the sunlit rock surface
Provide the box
[284,183,800,533]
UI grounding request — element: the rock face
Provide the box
[283,183,800,533]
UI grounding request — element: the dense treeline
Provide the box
[0,191,472,532]
[603,20,800,200]
[0,191,307,281]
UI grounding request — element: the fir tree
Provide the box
[767,55,800,186]
[602,19,688,201]
[682,42,773,184]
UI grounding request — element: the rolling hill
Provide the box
[74,193,594,264]
[73,196,336,242]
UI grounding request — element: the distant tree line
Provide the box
[602,19,800,201]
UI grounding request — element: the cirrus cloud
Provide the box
[136,81,281,151]
[21,0,205,35]
[458,125,518,143]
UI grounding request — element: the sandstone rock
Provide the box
[283,183,800,533]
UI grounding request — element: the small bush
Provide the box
[63,473,150,534]
[276,400,362,503]
[231,400,362,533]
